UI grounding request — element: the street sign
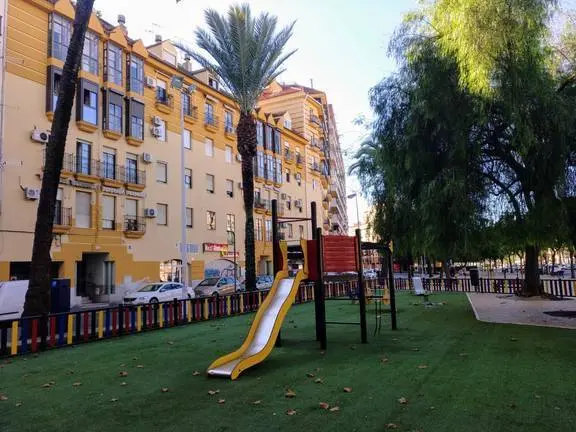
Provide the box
[177,243,200,254]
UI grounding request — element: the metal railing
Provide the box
[123,216,146,234]
[204,114,219,128]
[54,206,72,226]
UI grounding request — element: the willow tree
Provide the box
[23,0,96,316]
[176,4,295,290]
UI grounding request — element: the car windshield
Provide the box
[138,284,162,292]
[198,278,220,287]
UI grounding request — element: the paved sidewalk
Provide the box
[467,293,576,329]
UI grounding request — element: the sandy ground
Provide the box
[467,293,576,329]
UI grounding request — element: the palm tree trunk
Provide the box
[237,112,257,291]
[23,0,95,316]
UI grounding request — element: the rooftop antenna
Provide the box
[310,78,314,88]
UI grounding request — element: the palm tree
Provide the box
[177,4,295,290]
[23,0,95,316]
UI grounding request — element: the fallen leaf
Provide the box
[554,406,561,411]
[319,402,330,410]
[350,345,357,350]
[66,370,75,375]
[459,353,468,357]
[218,399,226,404]
[329,406,340,412]
[49,381,55,385]
[286,409,297,416]
[192,371,201,376]
[41,383,51,388]
[72,382,82,387]
[119,371,128,377]
[392,338,399,342]
[15,402,22,407]
[343,387,353,393]
[208,389,220,396]
[430,406,436,410]
[110,398,118,402]
[252,400,262,405]
[285,389,296,398]
[412,348,420,352]
[510,338,518,342]
[320,351,325,355]
[168,341,174,345]
[4,359,12,364]
[398,397,408,405]
[314,378,324,384]
[161,388,169,393]
[418,364,428,369]
[306,372,315,378]
[381,357,389,363]
[384,424,399,429]
[120,382,127,386]
[120,363,126,367]
[0,394,8,401]
[132,357,138,361]
[136,365,144,369]
[535,394,541,399]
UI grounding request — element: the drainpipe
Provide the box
[0,0,9,213]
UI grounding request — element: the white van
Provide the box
[0,280,28,321]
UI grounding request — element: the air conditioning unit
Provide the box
[24,187,40,200]
[145,76,156,88]
[31,128,50,144]
[237,182,243,190]
[226,191,233,198]
[185,84,197,94]
[294,199,303,208]
[236,154,242,162]
[151,126,162,137]
[281,193,287,200]
[142,152,153,163]
[151,115,162,126]
[295,173,302,181]
[144,208,157,218]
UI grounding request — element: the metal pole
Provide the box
[388,246,397,330]
[317,227,327,350]
[311,201,318,237]
[179,91,188,299]
[310,201,321,341]
[271,199,281,347]
[233,232,237,283]
[355,194,360,230]
[356,229,367,343]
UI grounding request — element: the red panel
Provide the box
[323,236,358,273]
[307,240,318,281]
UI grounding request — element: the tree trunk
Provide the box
[23,0,95,317]
[571,249,575,279]
[237,112,257,291]
[523,244,541,296]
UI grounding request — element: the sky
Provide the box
[93,0,418,228]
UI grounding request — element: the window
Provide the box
[256,152,265,178]
[265,125,273,151]
[288,224,293,238]
[54,188,64,225]
[208,76,219,89]
[186,208,193,228]
[183,93,192,116]
[82,31,99,75]
[125,198,138,231]
[183,129,192,150]
[312,179,318,190]
[156,79,168,104]
[256,219,263,241]
[204,102,215,125]
[129,55,144,94]
[77,80,98,125]
[256,121,264,147]
[155,118,167,142]
[254,188,261,202]
[286,196,292,210]
[284,118,292,129]
[46,66,62,112]
[266,154,275,181]
[157,203,168,225]
[286,169,291,183]
[51,14,71,61]
[75,191,92,228]
[156,162,167,183]
[206,174,215,193]
[206,211,216,230]
[225,145,233,163]
[205,138,214,157]
[265,220,272,241]
[128,100,144,140]
[226,179,234,198]
[104,91,123,133]
[126,154,138,184]
[273,130,281,154]
[102,148,116,180]
[185,168,192,189]
[106,43,122,85]
[76,141,91,175]
[299,225,304,239]
[276,159,283,184]
[296,173,302,186]
[226,214,235,232]
[224,111,233,133]
[102,195,116,230]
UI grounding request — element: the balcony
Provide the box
[204,114,219,132]
[254,198,267,214]
[123,216,146,238]
[155,93,173,114]
[53,206,72,234]
[99,161,124,188]
[224,123,235,139]
[184,105,199,124]
[284,149,294,164]
[124,167,146,192]
[310,114,321,127]
[295,154,303,167]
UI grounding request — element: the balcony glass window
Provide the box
[51,14,71,61]
[226,179,234,198]
[256,219,263,241]
[226,214,235,232]
[185,168,192,189]
[257,152,265,178]
[183,93,192,116]
[76,141,91,175]
[129,56,144,94]
[102,195,116,230]
[156,80,168,104]
[204,103,215,125]
[205,138,214,157]
[225,111,233,132]
[75,191,91,228]
[157,204,168,226]
[206,174,215,193]
[256,121,264,147]
[184,129,192,150]
[265,220,272,241]
[102,150,116,180]
[82,88,98,124]
[82,31,99,75]
[108,101,122,133]
[52,71,61,111]
[225,145,233,163]
[125,155,138,184]
[107,43,123,85]
[206,211,216,230]
[130,116,143,140]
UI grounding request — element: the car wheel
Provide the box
[212,291,219,297]
[150,298,159,304]
[187,294,192,300]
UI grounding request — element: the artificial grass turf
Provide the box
[1,293,576,432]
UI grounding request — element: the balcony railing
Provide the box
[204,114,219,128]
[284,149,294,161]
[54,206,72,226]
[310,114,321,126]
[156,93,173,108]
[124,216,146,234]
[224,124,235,134]
[254,198,270,211]
[296,155,303,165]
[124,167,146,186]
[184,105,198,119]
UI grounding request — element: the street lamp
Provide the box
[171,75,189,298]
[347,192,360,230]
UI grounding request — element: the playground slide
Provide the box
[207,269,305,380]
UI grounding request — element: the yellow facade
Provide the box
[0,0,344,303]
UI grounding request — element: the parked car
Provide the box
[256,275,274,290]
[123,282,194,305]
[364,269,378,280]
[0,280,28,321]
[194,277,242,297]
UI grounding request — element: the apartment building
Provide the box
[258,82,348,235]
[0,0,346,304]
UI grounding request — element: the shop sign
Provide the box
[203,243,228,253]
